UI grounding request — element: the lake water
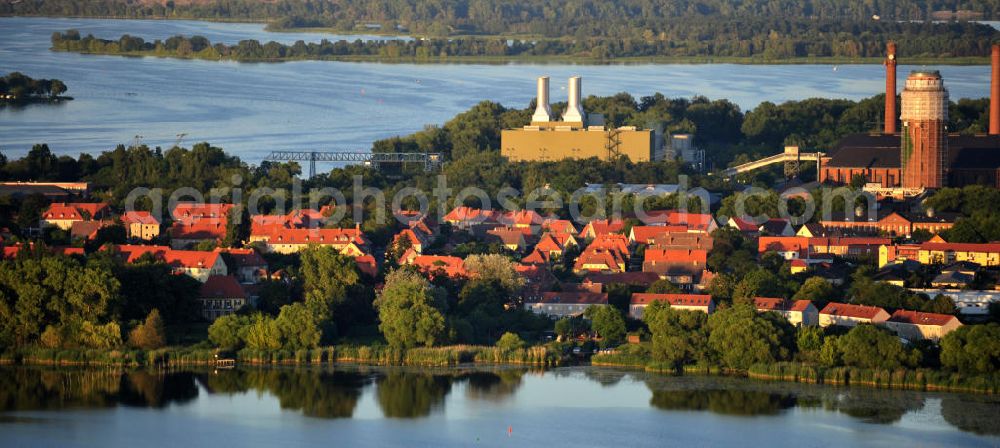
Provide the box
[0,365,997,447]
[0,17,995,166]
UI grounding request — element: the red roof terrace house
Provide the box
[629,293,715,319]
[40,202,111,230]
[818,303,890,328]
[525,291,609,318]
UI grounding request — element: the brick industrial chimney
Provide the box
[884,42,897,134]
[991,44,999,135]
[901,71,949,189]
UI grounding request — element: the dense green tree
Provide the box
[642,301,709,369]
[940,324,1000,374]
[830,325,920,369]
[707,304,793,370]
[244,314,282,351]
[375,270,447,349]
[275,302,321,350]
[792,277,837,308]
[496,332,525,352]
[208,314,251,349]
[128,309,166,349]
[584,305,627,348]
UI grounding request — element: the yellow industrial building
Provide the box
[500,76,654,163]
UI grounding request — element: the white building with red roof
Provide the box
[885,309,962,341]
[753,297,818,326]
[818,303,890,328]
[250,226,370,255]
[629,293,715,319]
[199,275,248,320]
[40,202,111,230]
[526,291,609,318]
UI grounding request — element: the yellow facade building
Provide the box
[501,76,654,163]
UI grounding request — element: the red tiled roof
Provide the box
[536,291,608,305]
[170,222,226,240]
[534,233,564,253]
[522,249,551,265]
[444,206,500,224]
[574,248,625,272]
[500,210,545,226]
[122,210,160,225]
[790,300,815,312]
[543,219,577,235]
[199,275,246,299]
[171,203,233,225]
[256,227,368,246]
[42,202,109,221]
[644,248,708,263]
[70,220,109,240]
[819,303,887,319]
[888,309,959,327]
[642,211,715,230]
[580,219,626,238]
[631,293,713,307]
[729,216,759,232]
[220,248,267,267]
[355,254,378,277]
[411,255,466,277]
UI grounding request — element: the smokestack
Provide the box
[991,44,1000,135]
[884,41,897,134]
[562,76,585,124]
[531,76,552,123]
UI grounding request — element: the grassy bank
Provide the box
[591,352,1000,394]
[48,48,991,66]
[2,344,561,368]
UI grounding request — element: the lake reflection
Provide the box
[1,366,999,447]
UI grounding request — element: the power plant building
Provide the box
[501,76,655,162]
[820,43,1000,192]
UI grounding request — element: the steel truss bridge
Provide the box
[264,151,443,178]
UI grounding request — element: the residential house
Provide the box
[818,303,890,328]
[249,226,369,255]
[444,206,501,233]
[885,310,962,341]
[640,211,718,232]
[220,248,268,284]
[115,245,228,282]
[642,248,707,285]
[69,220,110,241]
[525,291,609,318]
[918,242,1000,267]
[796,223,828,238]
[628,293,715,319]
[199,275,248,320]
[409,255,466,278]
[487,227,529,253]
[578,219,625,239]
[169,222,226,249]
[122,211,161,240]
[171,202,233,226]
[759,218,794,236]
[40,202,110,230]
[753,297,819,326]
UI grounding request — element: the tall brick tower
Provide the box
[900,71,949,189]
[884,42,897,134]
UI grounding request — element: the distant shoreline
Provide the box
[48,48,991,66]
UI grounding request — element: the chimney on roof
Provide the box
[991,43,1000,135]
[884,42,897,134]
[531,76,552,123]
[562,76,585,124]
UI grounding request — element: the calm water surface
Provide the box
[0,17,995,166]
[0,365,998,447]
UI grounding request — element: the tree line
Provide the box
[50,20,999,63]
[0,72,68,100]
